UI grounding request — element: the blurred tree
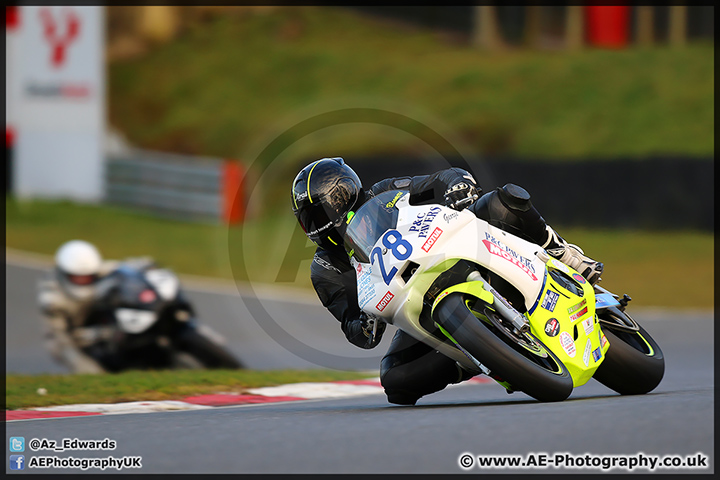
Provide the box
[636,6,655,46]
[496,6,525,45]
[525,5,542,49]
[106,6,147,62]
[669,5,687,46]
[139,6,180,44]
[473,5,505,50]
[564,6,584,51]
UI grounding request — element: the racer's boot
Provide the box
[541,225,604,285]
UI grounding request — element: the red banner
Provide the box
[586,6,630,49]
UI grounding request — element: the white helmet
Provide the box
[54,240,103,301]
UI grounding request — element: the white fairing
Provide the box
[144,269,180,301]
[353,193,548,368]
[116,308,157,334]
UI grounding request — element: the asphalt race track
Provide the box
[5,258,715,474]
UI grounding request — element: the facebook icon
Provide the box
[10,455,25,470]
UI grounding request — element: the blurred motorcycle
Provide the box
[76,264,243,372]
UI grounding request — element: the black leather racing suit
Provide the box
[310,167,552,405]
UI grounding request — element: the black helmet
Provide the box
[291,157,366,249]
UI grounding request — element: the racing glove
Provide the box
[346,313,387,349]
[444,182,479,211]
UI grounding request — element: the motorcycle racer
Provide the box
[38,240,196,373]
[291,157,604,405]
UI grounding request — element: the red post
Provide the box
[6,127,15,148]
[6,7,19,148]
[6,6,20,30]
[585,5,630,49]
[222,160,245,225]
[6,7,19,194]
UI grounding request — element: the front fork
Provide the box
[430,271,530,334]
[466,271,530,334]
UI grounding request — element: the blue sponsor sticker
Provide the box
[592,347,603,362]
[541,290,560,312]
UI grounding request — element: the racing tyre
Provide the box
[433,293,573,402]
[176,328,244,369]
[171,351,205,370]
[593,308,664,395]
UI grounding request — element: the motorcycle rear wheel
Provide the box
[593,308,664,395]
[433,292,573,402]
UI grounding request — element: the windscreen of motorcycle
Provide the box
[116,308,157,334]
[344,190,404,263]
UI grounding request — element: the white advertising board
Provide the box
[12,6,105,201]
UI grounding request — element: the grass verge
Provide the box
[108,7,713,160]
[5,369,373,410]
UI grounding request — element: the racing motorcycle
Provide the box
[78,264,243,372]
[344,190,664,402]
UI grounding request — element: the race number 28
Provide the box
[371,230,413,285]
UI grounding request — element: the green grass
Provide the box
[5,369,372,410]
[5,196,315,289]
[7,198,231,279]
[108,7,713,161]
[6,197,714,309]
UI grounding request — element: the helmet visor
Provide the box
[296,201,339,240]
[67,273,98,286]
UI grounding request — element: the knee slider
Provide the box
[385,390,420,406]
[380,367,421,405]
[379,361,407,392]
[381,350,460,396]
[498,184,532,213]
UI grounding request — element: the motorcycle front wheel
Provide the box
[433,292,573,402]
[175,328,244,369]
[593,307,664,395]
